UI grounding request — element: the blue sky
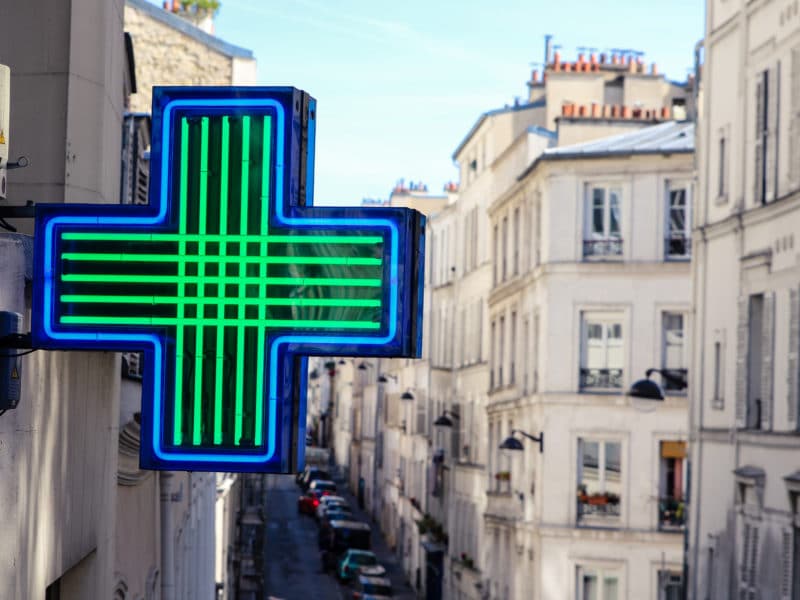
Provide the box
[206,0,704,205]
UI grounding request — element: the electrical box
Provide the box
[0,311,22,410]
[0,64,9,198]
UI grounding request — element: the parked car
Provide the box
[338,549,381,582]
[352,574,393,599]
[319,520,371,571]
[297,490,324,515]
[308,479,337,495]
[316,496,350,520]
[300,468,331,490]
[358,565,388,578]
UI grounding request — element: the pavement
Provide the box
[262,472,416,600]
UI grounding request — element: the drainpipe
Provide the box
[160,472,175,600]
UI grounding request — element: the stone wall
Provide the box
[125,3,235,113]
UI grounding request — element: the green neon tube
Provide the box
[173,117,189,446]
[61,253,382,267]
[59,295,382,308]
[214,115,230,445]
[235,115,250,446]
[193,116,209,446]
[61,232,384,245]
[255,115,271,446]
[60,316,380,329]
[60,274,383,287]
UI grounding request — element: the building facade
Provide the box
[689,1,800,599]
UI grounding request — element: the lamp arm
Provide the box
[512,429,544,453]
[645,368,687,389]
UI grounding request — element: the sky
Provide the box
[203,0,704,205]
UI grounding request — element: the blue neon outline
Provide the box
[39,93,404,468]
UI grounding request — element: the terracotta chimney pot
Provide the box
[632,107,642,119]
[563,103,575,117]
[590,103,600,117]
[532,70,539,82]
[578,105,587,117]
[590,53,598,65]
[577,53,585,64]
[651,63,658,75]
[599,53,607,64]
[611,54,619,65]
[602,104,612,118]
[622,106,631,118]
[553,51,561,66]
[661,106,670,119]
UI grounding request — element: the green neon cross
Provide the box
[55,113,385,449]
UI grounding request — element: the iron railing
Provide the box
[580,368,623,390]
[583,238,623,258]
[665,234,691,258]
[658,496,686,530]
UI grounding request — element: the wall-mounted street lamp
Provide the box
[378,373,398,384]
[627,368,688,401]
[401,389,415,401]
[434,410,459,428]
[499,429,544,454]
[358,361,371,371]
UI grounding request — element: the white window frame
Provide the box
[580,312,624,391]
[575,564,624,600]
[577,437,623,525]
[665,180,692,260]
[661,311,687,394]
[584,184,623,258]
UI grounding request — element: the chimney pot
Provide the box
[628,59,637,73]
[532,70,539,82]
[578,105,587,117]
[651,63,658,75]
[590,103,600,117]
[622,106,632,119]
[577,53,585,63]
[661,106,670,119]
[553,51,561,66]
[599,53,606,64]
[602,104,611,118]
[611,54,619,65]
[590,53,598,65]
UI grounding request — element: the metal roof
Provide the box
[545,120,694,158]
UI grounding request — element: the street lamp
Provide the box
[499,429,544,454]
[627,368,687,401]
[401,389,415,401]
[378,373,398,384]
[358,361,370,371]
[433,410,459,428]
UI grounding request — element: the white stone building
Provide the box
[486,122,693,600]
[688,1,800,599]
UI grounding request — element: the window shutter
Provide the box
[761,292,775,431]
[781,528,793,600]
[766,65,780,201]
[749,526,760,594]
[791,49,800,186]
[789,287,799,428]
[755,77,765,205]
[736,297,750,428]
[740,522,752,594]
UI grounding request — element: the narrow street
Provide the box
[263,473,416,600]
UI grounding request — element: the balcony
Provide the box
[658,496,686,531]
[583,238,623,259]
[485,488,522,521]
[577,491,621,524]
[662,368,688,394]
[665,234,691,259]
[579,368,623,391]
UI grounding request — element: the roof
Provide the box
[546,120,694,158]
[517,121,694,182]
[126,0,254,59]
[452,98,546,160]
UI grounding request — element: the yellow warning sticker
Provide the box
[11,367,18,379]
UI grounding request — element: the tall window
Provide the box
[493,224,499,284]
[658,441,686,531]
[658,571,683,600]
[662,312,687,392]
[499,316,505,387]
[577,439,622,524]
[580,313,623,390]
[513,207,520,275]
[510,311,517,384]
[490,320,496,389]
[584,186,622,258]
[718,133,727,198]
[502,216,508,280]
[576,566,621,600]
[754,67,778,205]
[665,182,691,259]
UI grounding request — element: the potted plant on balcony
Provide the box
[495,471,511,482]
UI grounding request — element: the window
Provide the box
[718,133,727,198]
[580,313,623,391]
[658,441,686,530]
[665,183,691,259]
[584,186,622,258]
[499,316,505,386]
[577,439,622,523]
[502,216,508,280]
[523,318,530,393]
[493,224,499,284]
[791,48,800,187]
[662,312,687,392]
[658,571,683,600]
[713,339,724,409]
[510,311,517,384]
[490,320,496,389]
[576,566,621,600]
[754,66,779,205]
[739,522,760,598]
[513,207,520,275]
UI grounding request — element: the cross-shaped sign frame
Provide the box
[32,87,425,473]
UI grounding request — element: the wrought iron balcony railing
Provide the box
[583,238,623,258]
[665,234,691,258]
[580,368,623,390]
[658,496,686,530]
[577,492,621,521]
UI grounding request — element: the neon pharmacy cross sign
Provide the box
[33,87,425,472]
